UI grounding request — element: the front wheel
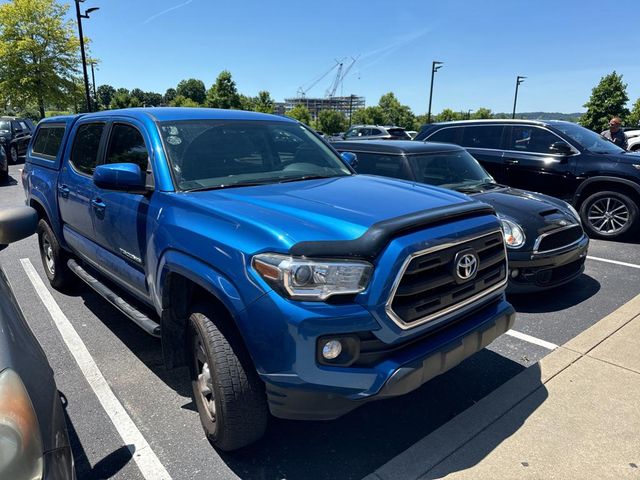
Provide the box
[37,219,75,289]
[189,305,268,451]
[580,190,639,239]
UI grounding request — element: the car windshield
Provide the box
[409,150,495,191]
[0,120,10,132]
[159,120,352,191]
[553,122,625,154]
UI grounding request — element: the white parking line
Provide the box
[20,258,172,480]
[587,256,640,270]
[505,329,558,350]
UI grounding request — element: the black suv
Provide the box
[0,116,34,164]
[415,120,640,239]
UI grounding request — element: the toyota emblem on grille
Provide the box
[454,250,479,282]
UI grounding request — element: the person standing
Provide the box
[601,117,628,149]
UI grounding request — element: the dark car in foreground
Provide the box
[0,116,34,164]
[0,206,75,479]
[333,140,589,293]
[415,119,640,239]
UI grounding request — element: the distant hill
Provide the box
[493,112,584,122]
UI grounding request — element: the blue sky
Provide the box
[71,0,639,114]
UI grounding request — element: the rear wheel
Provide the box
[580,190,638,239]
[9,144,17,164]
[189,305,268,451]
[37,219,74,289]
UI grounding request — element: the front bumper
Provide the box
[260,297,515,420]
[506,234,589,294]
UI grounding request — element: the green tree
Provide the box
[170,95,200,107]
[471,107,493,119]
[0,0,82,118]
[96,84,115,110]
[627,98,640,127]
[253,90,274,113]
[130,88,145,104]
[142,91,163,107]
[580,71,630,132]
[317,109,346,135]
[164,88,177,104]
[351,106,386,126]
[206,70,241,109]
[286,104,312,124]
[378,92,415,129]
[176,78,206,105]
[109,88,132,109]
[435,108,465,122]
[239,94,254,111]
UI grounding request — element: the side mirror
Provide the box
[549,141,573,155]
[0,206,37,251]
[93,163,147,193]
[341,151,358,168]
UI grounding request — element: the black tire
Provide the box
[189,305,268,451]
[580,190,639,239]
[0,155,7,182]
[37,219,75,289]
[9,144,17,164]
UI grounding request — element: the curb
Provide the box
[365,292,640,480]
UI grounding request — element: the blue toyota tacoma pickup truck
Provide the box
[23,108,515,450]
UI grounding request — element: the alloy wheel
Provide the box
[42,234,55,275]
[587,197,630,234]
[193,335,216,422]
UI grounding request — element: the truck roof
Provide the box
[40,107,296,124]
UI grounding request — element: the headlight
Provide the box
[252,253,372,300]
[565,203,581,223]
[499,216,526,249]
[0,369,43,480]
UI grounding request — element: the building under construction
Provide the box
[276,95,365,121]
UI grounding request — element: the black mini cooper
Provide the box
[333,140,589,293]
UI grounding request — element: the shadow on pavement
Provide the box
[423,364,546,479]
[65,280,534,480]
[61,392,134,479]
[508,273,600,313]
[0,175,18,187]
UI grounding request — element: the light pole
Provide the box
[467,109,473,120]
[427,61,443,124]
[75,1,99,112]
[512,76,526,119]
[89,61,97,108]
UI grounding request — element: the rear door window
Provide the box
[70,123,105,176]
[105,124,149,172]
[460,126,504,149]
[31,125,66,158]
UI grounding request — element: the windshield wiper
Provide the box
[185,178,283,192]
[277,175,336,183]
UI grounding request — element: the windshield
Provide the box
[0,120,10,132]
[553,122,625,154]
[159,120,352,191]
[409,150,494,191]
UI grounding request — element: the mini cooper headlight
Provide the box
[0,369,43,480]
[253,253,372,301]
[499,216,526,249]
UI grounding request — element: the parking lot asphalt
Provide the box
[2,162,639,480]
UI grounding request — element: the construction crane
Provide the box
[296,56,359,99]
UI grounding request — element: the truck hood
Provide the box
[180,175,480,247]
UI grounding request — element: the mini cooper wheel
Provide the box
[580,191,638,239]
[189,305,268,451]
[36,219,74,289]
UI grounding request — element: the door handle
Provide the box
[91,198,106,211]
[58,185,70,198]
[504,159,519,165]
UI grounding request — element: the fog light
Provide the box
[510,269,519,278]
[322,339,342,360]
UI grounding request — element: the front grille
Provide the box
[388,231,507,328]
[535,224,583,253]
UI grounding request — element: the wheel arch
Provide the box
[573,176,640,208]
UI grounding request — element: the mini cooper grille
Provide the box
[536,225,583,253]
[389,231,507,327]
